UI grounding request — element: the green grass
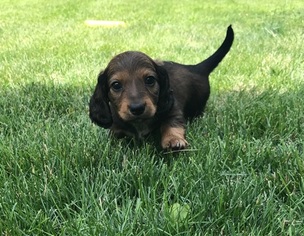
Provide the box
[1,0,304,235]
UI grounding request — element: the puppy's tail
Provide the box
[197,25,234,75]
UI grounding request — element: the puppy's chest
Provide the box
[115,119,157,140]
[131,121,155,139]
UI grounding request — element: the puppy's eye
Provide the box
[145,76,156,86]
[111,82,123,91]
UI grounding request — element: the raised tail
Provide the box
[196,25,234,75]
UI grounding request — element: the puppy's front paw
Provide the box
[161,126,188,150]
[161,136,188,150]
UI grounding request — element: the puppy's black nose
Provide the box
[129,103,145,116]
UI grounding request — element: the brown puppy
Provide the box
[89,26,234,150]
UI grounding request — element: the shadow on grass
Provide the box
[1,81,303,161]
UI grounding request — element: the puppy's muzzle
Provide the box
[129,102,146,116]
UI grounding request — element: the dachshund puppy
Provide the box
[90,26,234,150]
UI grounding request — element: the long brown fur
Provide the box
[89,26,234,150]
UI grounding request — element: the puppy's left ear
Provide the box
[89,70,113,128]
[154,63,174,117]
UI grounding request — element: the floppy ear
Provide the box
[154,64,174,118]
[89,70,113,128]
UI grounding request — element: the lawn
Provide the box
[0,0,303,235]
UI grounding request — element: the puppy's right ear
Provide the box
[89,70,113,128]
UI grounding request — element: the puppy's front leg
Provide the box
[161,124,188,150]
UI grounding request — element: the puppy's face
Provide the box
[106,52,164,123]
[89,51,173,129]
[90,51,174,128]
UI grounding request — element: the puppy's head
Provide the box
[89,51,173,128]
